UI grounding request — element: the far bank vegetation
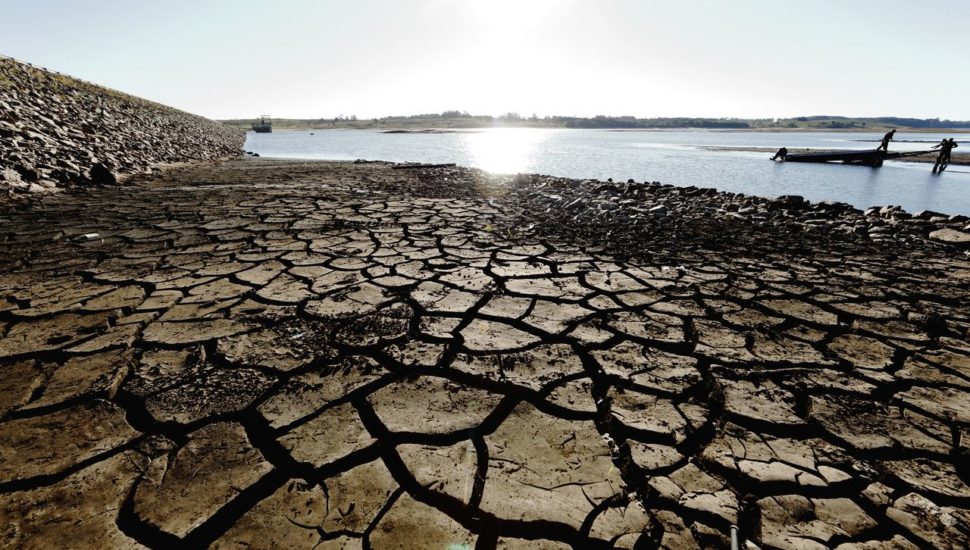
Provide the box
[221,112,970,132]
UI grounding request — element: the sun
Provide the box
[464,0,564,29]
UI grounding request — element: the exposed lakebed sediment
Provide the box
[0,158,968,548]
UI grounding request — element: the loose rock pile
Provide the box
[503,175,970,255]
[0,55,243,195]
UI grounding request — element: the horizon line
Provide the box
[218,113,970,123]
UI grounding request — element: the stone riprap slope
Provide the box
[0,159,968,549]
[0,56,243,195]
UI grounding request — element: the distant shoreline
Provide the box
[241,125,970,134]
[222,114,970,133]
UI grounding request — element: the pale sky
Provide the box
[2,0,968,120]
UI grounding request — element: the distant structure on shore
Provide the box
[251,116,272,133]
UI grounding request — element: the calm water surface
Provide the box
[245,129,970,215]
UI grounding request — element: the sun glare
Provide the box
[462,128,552,174]
[465,0,562,27]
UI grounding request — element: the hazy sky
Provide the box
[2,0,968,120]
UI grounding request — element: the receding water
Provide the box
[245,128,970,215]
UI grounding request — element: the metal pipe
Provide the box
[730,525,739,550]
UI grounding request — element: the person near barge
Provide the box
[876,129,896,152]
[932,138,958,172]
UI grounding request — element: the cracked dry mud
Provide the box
[0,158,968,549]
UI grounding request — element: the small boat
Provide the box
[251,115,272,133]
[781,148,933,167]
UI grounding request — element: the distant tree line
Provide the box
[379,111,478,121]
[791,115,970,129]
[222,112,970,130]
[870,117,970,129]
[553,116,750,129]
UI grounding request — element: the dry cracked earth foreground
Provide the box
[0,158,968,549]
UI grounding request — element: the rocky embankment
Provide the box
[0,55,243,196]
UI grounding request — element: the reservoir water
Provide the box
[245,129,970,216]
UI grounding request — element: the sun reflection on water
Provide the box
[461,128,552,174]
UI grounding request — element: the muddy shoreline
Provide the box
[0,158,968,548]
